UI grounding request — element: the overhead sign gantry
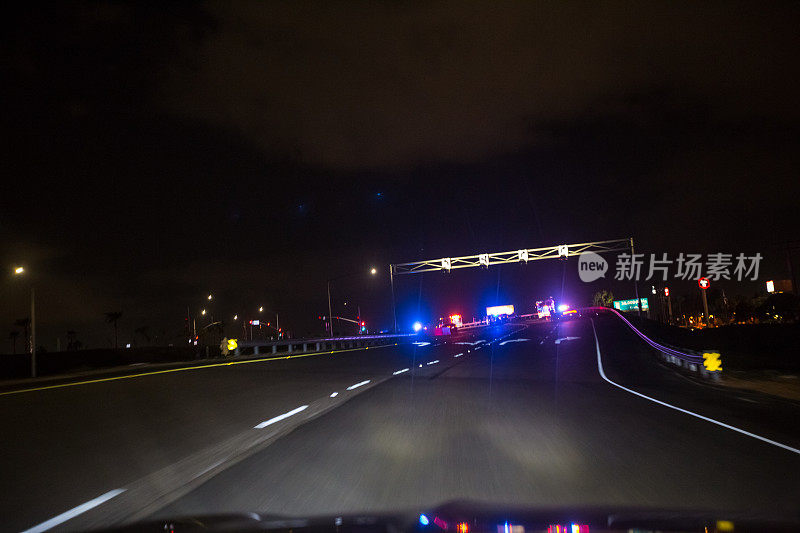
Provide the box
[387,238,639,332]
[392,238,632,275]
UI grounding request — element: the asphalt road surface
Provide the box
[2,316,799,532]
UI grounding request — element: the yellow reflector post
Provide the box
[703,352,722,372]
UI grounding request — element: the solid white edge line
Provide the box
[21,489,126,533]
[392,368,409,375]
[254,405,309,429]
[590,319,800,456]
[346,380,370,390]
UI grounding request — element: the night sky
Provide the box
[2,2,799,349]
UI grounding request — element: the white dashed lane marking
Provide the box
[254,405,309,429]
[21,489,127,533]
[346,380,371,390]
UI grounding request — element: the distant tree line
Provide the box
[590,288,799,324]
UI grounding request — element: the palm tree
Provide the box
[105,312,123,348]
[14,318,30,352]
[200,321,225,354]
[133,325,150,347]
[66,330,79,351]
[9,330,20,354]
[592,290,614,308]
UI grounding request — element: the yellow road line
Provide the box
[0,344,397,397]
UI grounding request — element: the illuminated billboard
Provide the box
[486,304,514,317]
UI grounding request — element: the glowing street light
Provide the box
[207,294,213,300]
[259,306,263,312]
[326,267,379,339]
[12,265,36,377]
[233,314,238,320]
[201,309,207,316]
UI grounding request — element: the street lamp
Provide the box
[327,267,378,339]
[201,309,206,316]
[13,266,35,377]
[207,294,213,301]
[255,306,281,337]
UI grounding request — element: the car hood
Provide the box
[101,500,800,532]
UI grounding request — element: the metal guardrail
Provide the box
[232,322,501,356]
[586,306,721,378]
[457,320,488,330]
[233,333,416,356]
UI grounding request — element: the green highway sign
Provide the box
[613,298,649,312]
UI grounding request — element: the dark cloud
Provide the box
[161,1,799,169]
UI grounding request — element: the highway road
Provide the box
[2,315,799,532]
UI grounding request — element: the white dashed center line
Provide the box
[393,368,409,375]
[21,489,127,533]
[254,405,308,429]
[346,380,371,390]
[426,360,439,365]
[499,338,529,346]
[330,392,338,398]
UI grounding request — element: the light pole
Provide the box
[665,287,673,325]
[631,237,643,319]
[13,266,35,377]
[255,306,281,338]
[389,264,397,334]
[188,292,214,347]
[700,286,710,324]
[327,267,377,338]
[327,280,334,338]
